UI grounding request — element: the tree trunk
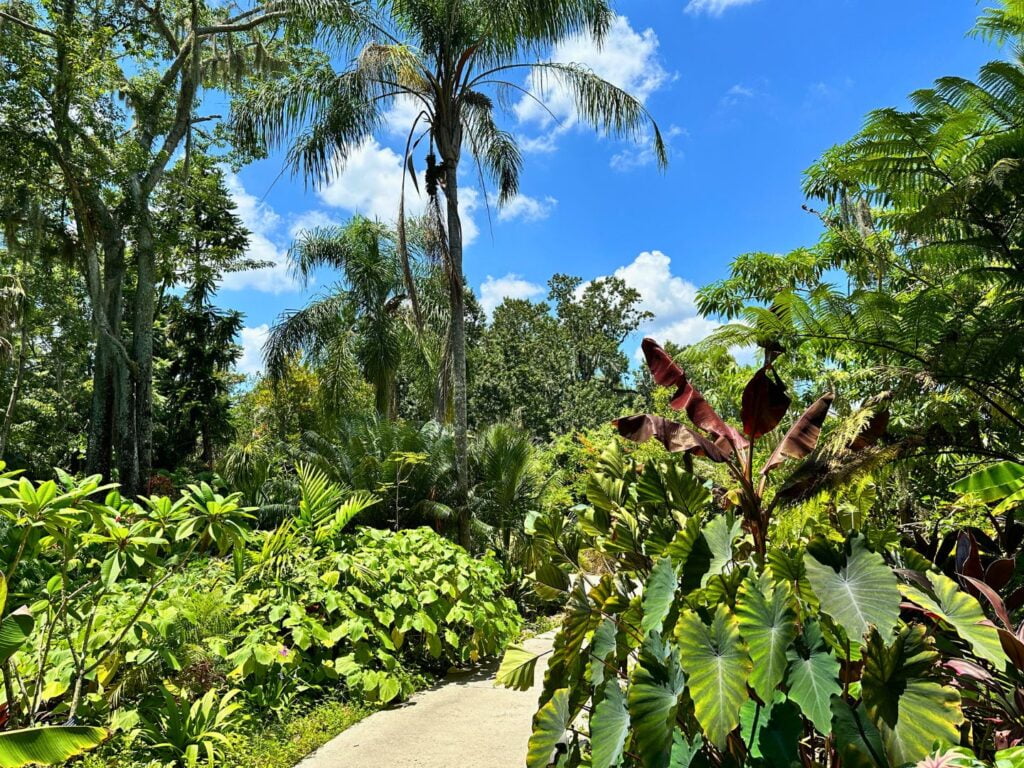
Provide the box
[442,156,471,550]
[85,236,126,482]
[0,307,29,459]
[131,209,157,493]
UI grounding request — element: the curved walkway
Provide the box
[298,631,555,768]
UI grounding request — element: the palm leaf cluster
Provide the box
[698,9,1024,461]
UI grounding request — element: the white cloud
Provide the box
[685,0,761,16]
[720,83,755,107]
[516,15,670,153]
[317,138,480,245]
[610,125,687,172]
[498,194,558,223]
[221,173,301,295]
[236,324,270,376]
[288,209,340,238]
[594,250,720,354]
[383,94,429,136]
[479,273,545,317]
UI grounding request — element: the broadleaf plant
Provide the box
[501,343,1012,766]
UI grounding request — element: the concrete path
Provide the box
[298,631,556,768]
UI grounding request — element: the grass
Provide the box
[225,699,374,768]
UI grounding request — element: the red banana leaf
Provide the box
[613,414,728,462]
[761,393,835,475]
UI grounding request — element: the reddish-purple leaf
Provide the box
[740,366,791,439]
[613,414,728,462]
[945,659,994,683]
[1007,586,1024,614]
[642,337,686,389]
[985,558,1016,592]
[761,393,835,475]
[641,338,748,451]
[998,627,1024,670]
[963,575,1013,631]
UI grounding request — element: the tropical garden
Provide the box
[0,0,1022,766]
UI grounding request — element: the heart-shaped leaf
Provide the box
[676,606,751,749]
[592,679,629,768]
[901,570,1007,670]
[736,573,796,704]
[641,557,678,637]
[805,536,900,643]
[861,626,963,766]
[627,633,686,768]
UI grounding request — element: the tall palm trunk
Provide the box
[440,139,471,550]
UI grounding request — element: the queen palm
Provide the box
[264,217,406,418]
[234,0,666,546]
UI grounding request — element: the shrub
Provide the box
[220,526,521,704]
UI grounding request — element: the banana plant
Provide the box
[614,338,887,555]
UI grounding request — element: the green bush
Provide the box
[222,525,521,705]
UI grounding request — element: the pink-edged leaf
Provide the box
[613,414,728,462]
[641,338,748,451]
[740,366,791,439]
[849,410,890,451]
[761,393,835,475]
[985,558,1016,592]
[962,575,1013,631]
[945,659,994,683]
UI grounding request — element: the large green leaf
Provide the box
[527,687,571,768]
[533,562,571,602]
[592,679,629,768]
[701,514,742,587]
[676,606,751,749]
[901,571,1007,670]
[495,645,544,691]
[590,617,618,690]
[785,647,840,735]
[627,633,687,768]
[0,608,34,666]
[663,516,712,592]
[669,732,707,768]
[952,460,1024,502]
[739,695,801,765]
[0,726,108,768]
[641,557,678,637]
[830,697,888,768]
[861,626,963,766]
[735,574,796,704]
[804,536,900,643]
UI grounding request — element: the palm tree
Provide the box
[264,217,406,417]
[233,0,666,547]
[472,423,542,555]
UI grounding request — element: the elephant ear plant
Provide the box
[500,338,1017,767]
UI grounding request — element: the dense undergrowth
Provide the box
[499,341,1024,768]
[0,464,520,767]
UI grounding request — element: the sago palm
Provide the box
[264,217,406,417]
[233,0,666,546]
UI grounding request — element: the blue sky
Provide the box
[221,0,996,375]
